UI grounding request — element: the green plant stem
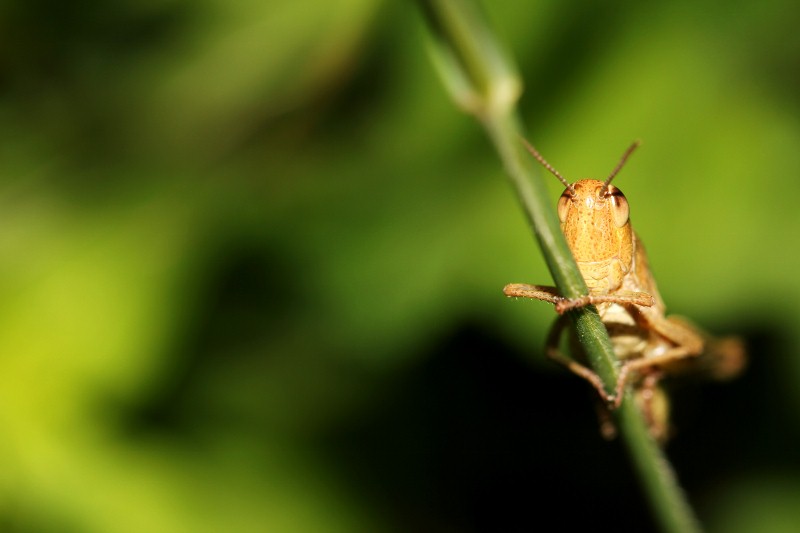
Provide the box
[417,1,701,532]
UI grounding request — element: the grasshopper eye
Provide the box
[557,191,572,222]
[606,186,629,227]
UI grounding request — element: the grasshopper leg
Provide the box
[503,283,563,304]
[595,370,669,441]
[543,314,616,404]
[610,314,705,408]
[506,284,621,404]
[634,371,670,443]
[554,291,655,314]
[503,283,655,315]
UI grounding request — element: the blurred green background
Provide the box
[1,0,799,531]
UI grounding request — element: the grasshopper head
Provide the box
[520,138,640,292]
[558,179,632,265]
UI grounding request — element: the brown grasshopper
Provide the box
[504,139,745,439]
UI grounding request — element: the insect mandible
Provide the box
[504,139,745,437]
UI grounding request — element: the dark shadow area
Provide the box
[320,319,791,532]
[322,319,656,532]
[667,324,800,510]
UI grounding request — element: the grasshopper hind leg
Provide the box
[595,372,671,443]
[634,371,671,443]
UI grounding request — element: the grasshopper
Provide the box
[504,139,745,439]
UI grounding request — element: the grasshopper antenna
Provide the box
[601,140,641,195]
[520,137,575,195]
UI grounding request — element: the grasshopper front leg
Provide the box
[503,284,624,403]
[543,314,674,441]
[503,283,655,314]
[502,283,563,305]
[505,283,663,407]
[542,314,616,403]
